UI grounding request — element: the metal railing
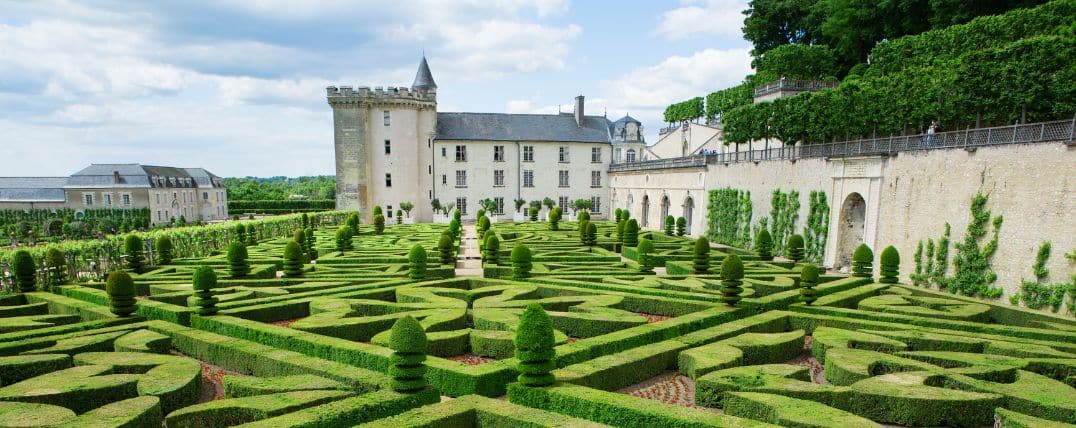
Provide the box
[609,118,1075,173]
[754,79,838,98]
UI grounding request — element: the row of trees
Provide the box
[223,176,336,201]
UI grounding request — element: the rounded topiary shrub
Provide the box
[304,227,317,261]
[373,214,385,235]
[511,245,532,280]
[227,242,250,278]
[484,234,500,264]
[800,263,820,305]
[247,225,258,245]
[448,218,461,239]
[477,215,491,239]
[373,206,383,218]
[637,238,655,273]
[453,210,461,223]
[515,303,555,386]
[106,270,136,317]
[756,229,774,261]
[301,212,310,229]
[852,244,874,278]
[11,250,36,293]
[615,220,626,243]
[528,206,539,222]
[234,223,246,241]
[584,222,597,246]
[676,217,686,236]
[389,315,428,392]
[623,219,640,247]
[614,208,623,222]
[577,211,590,222]
[694,237,711,274]
[578,220,589,244]
[44,248,66,286]
[191,266,219,315]
[292,228,307,255]
[548,208,561,231]
[879,245,900,283]
[124,235,145,274]
[785,234,805,262]
[664,215,675,236]
[335,226,353,252]
[408,244,427,280]
[154,236,174,265]
[395,210,403,225]
[720,254,744,306]
[346,213,360,231]
[438,232,455,265]
[282,241,304,277]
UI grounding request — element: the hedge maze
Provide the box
[1,215,1073,427]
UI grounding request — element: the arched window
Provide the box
[626,149,637,162]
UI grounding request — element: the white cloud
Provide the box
[654,0,747,40]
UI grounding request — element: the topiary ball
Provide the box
[693,237,711,274]
[511,245,533,280]
[105,270,137,317]
[408,244,427,280]
[800,263,820,305]
[11,250,36,293]
[852,244,874,278]
[514,303,556,386]
[785,234,804,262]
[282,241,304,277]
[879,245,900,283]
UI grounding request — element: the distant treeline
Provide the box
[228,200,336,214]
[223,176,335,201]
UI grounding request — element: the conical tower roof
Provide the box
[412,56,437,91]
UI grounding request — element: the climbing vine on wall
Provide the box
[804,191,829,264]
[707,188,753,248]
[1011,242,1074,312]
[932,223,951,289]
[947,194,1003,299]
[768,190,800,256]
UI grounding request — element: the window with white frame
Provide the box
[523,146,534,162]
[493,170,505,186]
[104,194,112,206]
[523,170,534,188]
[591,147,601,163]
[494,145,504,162]
[494,197,505,214]
[84,194,93,206]
[123,194,131,205]
[558,196,568,210]
[590,171,601,188]
[558,146,569,162]
[591,196,602,213]
[558,170,569,188]
[456,197,468,215]
[455,145,467,162]
[455,170,467,187]
[626,149,637,162]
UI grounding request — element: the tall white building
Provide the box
[328,56,634,222]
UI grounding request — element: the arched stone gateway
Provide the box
[835,192,866,270]
[682,196,694,235]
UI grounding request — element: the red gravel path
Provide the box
[447,353,498,365]
[618,371,698,407]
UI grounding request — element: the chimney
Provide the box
[574,95,584,126]
[113,171,121,184]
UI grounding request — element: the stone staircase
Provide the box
[455,224,483,277]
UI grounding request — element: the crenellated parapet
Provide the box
[326,85,437,109]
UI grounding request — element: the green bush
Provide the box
[529,207,539,222]
[389,316,428,392]
[694,237,711,274]
[800,264,820,305]
[408,245,427,280]
[511,245,532,280]
[577,211,590,222]
[105,270,136,317]
[614,208,623,222]
[191,266,219,316]
[720,255,744,306]
[124,234,145,273]
[234,223,246,241]
[282,241,304,277]
[880,246,900,283]
[448,218,461,239]
[548,208,561,231]
[438,232,455,265]
[374,214,386,235]
[395,210,402,225]
[477,215,490,239]
[637,239,655,273]
[578,220,589,244]
[292,228,306,255]
[484,235,500,264]
[304,227,317,261]
[335,226,353,252]
[373,206,383,217]
[584,222,597,247]
[515,303,555,386]
[664,215,675,236]
[155,236,174,265]
[227,243,250,278]
[676,217,686,236]
[616,220,625,243]
[346,213,360,231]
[756,229,774,261]
[853,244,874,278]
[247,225,257,246]
[11,250,36,292]
[785,234,804,262]
[44,247,66,287]
[623,219,640,247]
[301,212,310,229]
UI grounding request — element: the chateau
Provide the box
[328,56,645,223]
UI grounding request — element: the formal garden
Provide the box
[0,209,1072,427]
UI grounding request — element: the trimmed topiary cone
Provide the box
[880,245,900,283]
[614,208,622,222]
[584,222,597,246]
[124,234,145,274]
[247,225,258,246]
[785,234,805,262]
[282,241,304,277]
[346,213,359,231]
[694,237,711,274]
[515,303,556,386]
[448,218,461,239]
[154,236,174,265]
[305,227,317,261]
[615,219,625,243]
[191,266,219,315]
[623,219,640,247]
[453,210,461,223]
[301,212,310,229]
[106,270,136,317]
[292,228,307,256]
[11,250,36,293]
[373,214,386,235]
[578,211,590,222]
[408,244,427,280]
[227,242,250,278]
[853,244,874,278]
[484,234,500,264]
[511,245,532,280]
[637,238,655,273]
[800,263,820,305]
[528,206,539,222]
[548,208,561,231]
[44,247,66,286]
[676,217,686,236]
[438,232,455,265]
[477,215,491,239]
[578,220,589,244]
[756,229,774,261]
[389,316,429,392]
[335,226,353,252]
[720,254,744,306]
[665,215,675,236]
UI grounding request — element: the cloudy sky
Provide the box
[0,0,753,177]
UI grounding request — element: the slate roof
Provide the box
[66,164,152,188]
[0,177,68,202]
[183,168,222,188]
[435,112,612,143]
[412,56,437,91]
[613,115,640,125]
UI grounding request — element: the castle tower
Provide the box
[327,56,439,222]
